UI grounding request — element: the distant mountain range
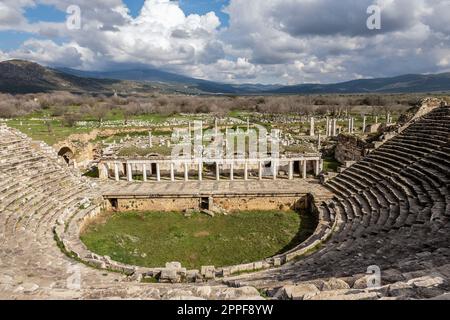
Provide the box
[57,67,283,94]
[1,59,450,95]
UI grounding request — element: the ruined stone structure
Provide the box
[0,101,449,300]
[98,155,323,182]
[334,134,372,164]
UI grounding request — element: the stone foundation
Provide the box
[104,195,308,212]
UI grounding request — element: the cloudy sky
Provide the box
[0,0,449,84]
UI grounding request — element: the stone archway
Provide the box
[58,147,74,165]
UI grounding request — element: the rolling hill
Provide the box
[1,59,450,95]
[271,73,450,94]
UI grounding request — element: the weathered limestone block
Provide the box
[352,275,371,289]
[387,282,416,298]
[407,275,445,288]
[322,278,351,291]
[186,270,201,283]
[165,262,182,269]
[382,269,406,284]
[214,286,261,300]
[307,290,380,300]
[276,284,320,300]
[253,261,264,270]
[193,286,212,299]
[159,267,187,283]
[273,257,282,267]
[407,275,447,298]
[201,266,216,280]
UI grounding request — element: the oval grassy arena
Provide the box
[80,210,316,270]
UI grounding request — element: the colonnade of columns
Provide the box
[100,157,324,183]
[319,115,387,137]
[324,117,338,137]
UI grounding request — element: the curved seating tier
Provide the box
[1,102,449,300]
[226,106,450,299]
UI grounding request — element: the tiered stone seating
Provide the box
[0,125,265,300]
[225,105,449,299]
[1,103,449,299]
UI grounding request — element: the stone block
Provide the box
[273,257,282,267]
[201,266,215,280]
[322,278,351,291]
[276,284,320,300]
[253,261,263,270]
[186,270,200,282]
[165,262,182,269]
[159,269,181,283]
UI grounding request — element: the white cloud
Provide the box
[0,0,35,31]
[9,39,84,67]
[2,0,450,84]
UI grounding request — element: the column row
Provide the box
[105,159,323,182]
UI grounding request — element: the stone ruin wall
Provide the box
[334,134,371,164]
[54,127,160,169]
[104,195,308,212]
[63,193,321,282]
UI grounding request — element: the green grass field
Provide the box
[80,210,315,269]
[7,119,92,145]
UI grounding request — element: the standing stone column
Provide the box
[99,163,109,180]
[230,162,234,181]
[272,160,277,180]
[351,118,355,133]
[244,162,249,181]
[375,116,379,124]
[127,163,133,182]
[348,118,352,133]
[302,160,307,179]
[156,163,161,182]
[288,161,294,180]
[317,134,321,150]
[216,162,220,181]
[325,117,330,137]
[184,162,189,181]
[142,164,147,182]
[315,160,321,176]
[332,119,337,137]
[198,162,203,181]
[114,163,120,182]
[310,117,315,137]
[362,116,367,133]
[170,163,175,181]
[259,161,263,180]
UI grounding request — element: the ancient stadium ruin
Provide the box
[0,98,449,300]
